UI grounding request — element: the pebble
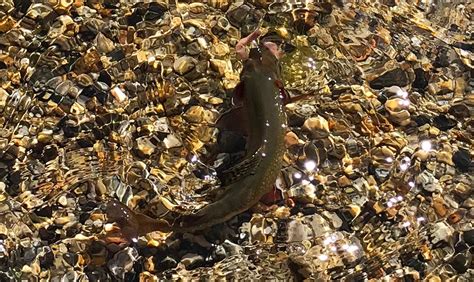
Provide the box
[450,252,471,274]
[433,115,457,131]
[302,116,330,139]
[222,240,243,256]
[431,222,454,244]
[452,149,471,172]
[107,248,138,279]
[211,245,226,261]
[173,56,197,75]
[464,230,474,246]
[369,68,411,89]
[181,253,205,270]
[159,256,178,270]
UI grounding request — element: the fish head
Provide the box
[248,41,283,61]
[245,43,281,79]
[240,42,287,105]
[262,41,284,59]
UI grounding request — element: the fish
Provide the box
[106,43,288,238]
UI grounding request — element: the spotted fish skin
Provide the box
[106,46,287,236]
[169,46,287,232]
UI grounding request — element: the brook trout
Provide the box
[106,42,287,237]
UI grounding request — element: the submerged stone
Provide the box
[452,149,471,172]
[369,68,411,89]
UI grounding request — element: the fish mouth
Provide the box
[260,32,296,54]
[260,32,285,45]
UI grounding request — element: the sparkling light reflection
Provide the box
[347,245,359,252]
[318,254,329,261]
[304,160,317,171]
[420,140,432,151]
[399,99,410,106]
[323,237,332,245]
[400,163,409,171]
[396,88,408,99]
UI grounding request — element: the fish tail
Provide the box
[172,177,256,232]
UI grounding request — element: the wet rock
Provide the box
[183,106,217,124]
[464,229,474,246]
[413,115,431,126]
[163,134,182,149]
[209,59,227,77]
[158,256,177,270]
[173,56,197,75]
[447,210,465,225]
[306,214,331,238]
[287,111,306,127]
[412,68,429,89]
[435,47,459,68]
[226,3,262,35]
[284,131,302,148]
[449,252,471,274]
[302,116,329,139]
[95,33,115,54]
[211,245,226,261]
[287,218,309,242]
[431,222,454,244]
[433,115,457,131]
[369,68,411,89]
[298,203,316,215]
[107,248,138,279]
[449,103,471,119]
[433,196,448,217]
[452,148,471,172]
[63,253,78,267]
[181,253,205,270]
[222,240,243,256]
[384,97,411,126]
[416,170,441,193]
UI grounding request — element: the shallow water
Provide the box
[0,0,472,281]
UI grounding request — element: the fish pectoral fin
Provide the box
[275,80,293,105]
[216,106,250,136]
[275,82,312,105]
[218,149,262,186]
[259,184,283,205]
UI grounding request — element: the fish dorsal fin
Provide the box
[218,148,263,186]
[216,106,249,136]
